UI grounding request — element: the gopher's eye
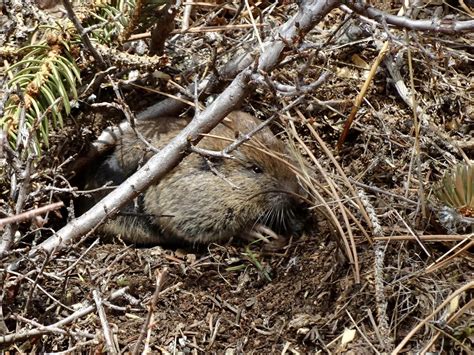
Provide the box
[250,164,263,174]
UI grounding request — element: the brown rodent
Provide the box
[85,111,305,245]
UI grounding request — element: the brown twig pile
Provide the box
[0,0,473,353]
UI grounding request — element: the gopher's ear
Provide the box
[219,117,236,134]
[94,156,129,186]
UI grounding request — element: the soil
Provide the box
[3,227,472,353]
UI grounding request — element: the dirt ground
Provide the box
[4,226,472,353]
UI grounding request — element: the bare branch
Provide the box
[93,290,119,354]
[0,202,64,229]
[343,0,474,33]
[0,287,130,345]
[132,268,168,355]
[61,0,106,67]
[22,69,252,260]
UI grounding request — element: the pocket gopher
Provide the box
[85,111,305,245]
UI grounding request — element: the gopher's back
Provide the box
[82,111,304,246]
[80,116,189,245]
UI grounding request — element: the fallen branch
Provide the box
[343,0,474,33]
[62,0,106,67]
[375,234,473,242]
[132,267,168,355]
[0,287,130,345]
[13,0,339,265]
[0,202,64,229]
[93,290,119,353]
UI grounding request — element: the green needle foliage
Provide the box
[1,0,170,155]
[2,27,81,153]
[86,0,170,44]
[435,164,474,217]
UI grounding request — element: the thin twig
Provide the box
[375,234,472,242]
[93,290,119,354]
[343,0,474,33]
[0,202,64,229]
[337,41,389,149]
[61,0,106,67]
[0,287,130,344]
[128,24,267,41]
[13,314,95,340]
[132,267,168,355]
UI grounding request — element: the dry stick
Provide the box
[132,268,168,355]
[0,114,34,255]
[337,41,389,150]
[23,251,51,314]
[61,0,106,67]
[1,111,28,317]
[0,287,129,345]
[358,188,393,351]
[376,234,472,241]
[93,290,119,354]
[12,0,340,265]
[207,317,221,350]
[425,239,474,274]
[0,273,9,335]
[345,310,380,354]
[343,0,474,33]
[129,24,266,41]
[13,314,95,340]
[392,280,474,354]
[0,202,64,229]
[182,1,193,30]
[245,0,264,51]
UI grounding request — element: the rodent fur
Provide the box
[85,111,304,245]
